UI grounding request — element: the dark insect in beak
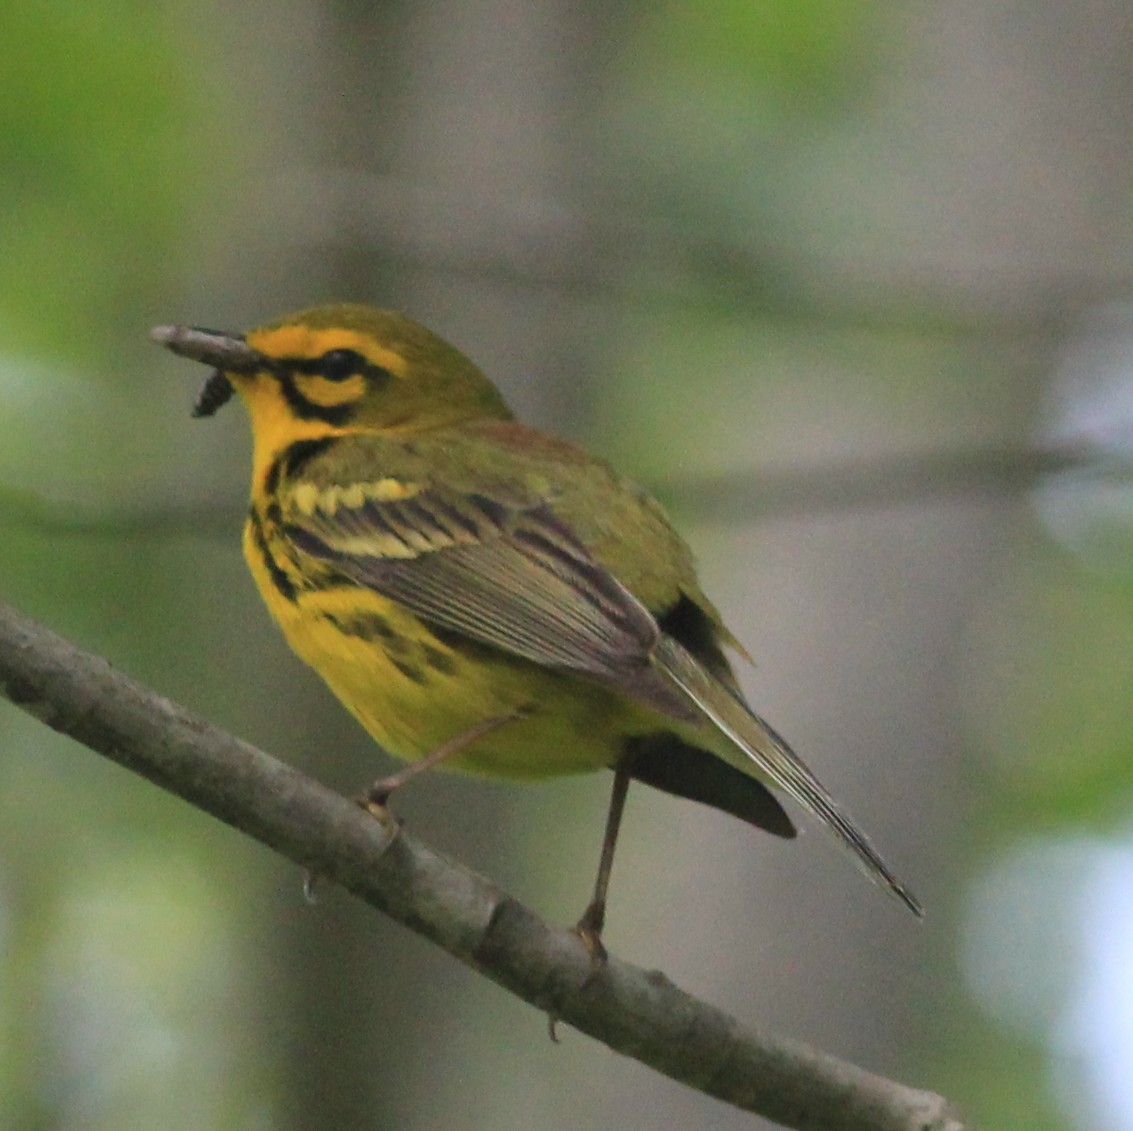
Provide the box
[192,370,235,418]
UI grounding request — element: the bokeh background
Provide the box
[4,2,1133,1128]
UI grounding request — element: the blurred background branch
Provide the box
[0,433,1122,533]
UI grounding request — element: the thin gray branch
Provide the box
[0,598,973,1131]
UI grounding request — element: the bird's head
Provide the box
[153,304,514,453]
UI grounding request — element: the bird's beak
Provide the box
[151,325,261,371]
[151,324,264,418]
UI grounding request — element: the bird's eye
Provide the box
[318,349,363,381]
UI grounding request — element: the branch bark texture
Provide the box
[0,598,973,1131]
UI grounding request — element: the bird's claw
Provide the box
[572,902,609,971]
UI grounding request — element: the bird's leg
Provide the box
[574,760,632,966]
[362,710,521,812]
[309,714,521,902]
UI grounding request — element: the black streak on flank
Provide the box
[421,641,458,676]
[261,455,284,499]
[427,623,512,666]
[248,508,297,603]
[389,655,428,685]
[323,610,400,645]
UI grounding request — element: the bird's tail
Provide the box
[655,637,923,918]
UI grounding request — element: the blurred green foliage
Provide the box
[3,2,1133,1130]
[0,3,231,368]
[962,551,1133,824]
[631,0,887,109]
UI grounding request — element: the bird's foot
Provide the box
[355,786,404,843]
[572,900,609,970]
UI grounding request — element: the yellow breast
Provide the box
[241,512,643,778]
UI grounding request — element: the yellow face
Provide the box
[241,322,410,426]
[157,303,515,487]
[232,322,408,485]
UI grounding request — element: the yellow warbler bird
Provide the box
[153,304,921,942]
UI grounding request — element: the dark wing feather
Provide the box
[282,488,698,721]
[626,733,796,838]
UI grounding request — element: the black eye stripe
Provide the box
[285,353,357,379]
[283,350,394,385]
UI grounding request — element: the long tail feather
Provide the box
[655,637,923,918]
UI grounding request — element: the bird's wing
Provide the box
[279,458,922,914]
[279,477,698,721]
